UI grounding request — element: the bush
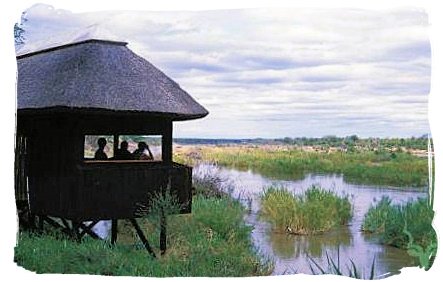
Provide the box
[362,197,436,249]
[260,186,352,235]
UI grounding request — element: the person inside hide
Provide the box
[115,141,133,160]
[94,137,108,160]
[132,141,154,160]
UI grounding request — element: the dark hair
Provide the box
[98,138,107,148]
[137,141,147,149]
[120,141,128,149]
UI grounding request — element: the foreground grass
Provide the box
[260,186,352,235]
[307,248,376,280]
[179,146,428,187]
[15,195,272,276]
[362,197,437,270]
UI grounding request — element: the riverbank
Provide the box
[14,194,272,276]
[174,145,429,187]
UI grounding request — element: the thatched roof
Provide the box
[17,39,208,121]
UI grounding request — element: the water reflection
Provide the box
[194,164,427,278]
[268,226,353,259]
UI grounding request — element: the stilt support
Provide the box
[160,212,167,255]
[130,218,156,258]
[78,221,100,239]
[111,219,118,245]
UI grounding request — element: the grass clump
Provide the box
[192,168,227,199]
[362,196,437,270]
[260,186,352,235]
[362,197,436,249]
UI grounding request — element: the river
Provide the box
[194,164,428,278]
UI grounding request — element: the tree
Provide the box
[14,12,27,46]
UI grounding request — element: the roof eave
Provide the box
[17,106,208,121]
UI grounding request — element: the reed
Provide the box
[188,146,428,187]
[361,196,437,269]
[362,197,436,248]
[260,186,352,235]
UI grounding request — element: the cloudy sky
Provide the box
[17,4,431,138]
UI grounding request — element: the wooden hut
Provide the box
[15,37,208,255]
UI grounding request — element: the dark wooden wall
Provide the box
[14,135,28,202]
[16,112,191,221]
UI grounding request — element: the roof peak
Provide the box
[17,39,127,59]
[16,24,127,57]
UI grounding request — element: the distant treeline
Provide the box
[174,135,430,150]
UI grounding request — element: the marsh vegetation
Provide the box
[177,145,428,187]
[362,197,437,270]
[260,186,352,235]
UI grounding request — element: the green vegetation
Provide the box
[191,146,428,187]
[15,195,272,276]
[362,197,436,248]
[278,135,429,151]
[404,225,437,271]
[260,186,352,235]
[174,136,430,151]
[362,197,437,269]
[307,248,376,279]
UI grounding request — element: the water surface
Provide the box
[194,164,428,278]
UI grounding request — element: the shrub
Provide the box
[260,186,352,235]
[362,197,436,249]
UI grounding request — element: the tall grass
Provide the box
[192,168,228,198]
[15,186,273,276]
[362,197,436,248]
[362,197,437,269]
[260,186,352,235]
[189,146,428,187]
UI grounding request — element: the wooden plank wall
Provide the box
[17,113,191,221]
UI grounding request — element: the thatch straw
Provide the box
[17,39,208,121]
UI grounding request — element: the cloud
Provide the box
[18,4,431,138]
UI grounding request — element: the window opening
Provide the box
[118,135,162,161]
[84,135,114,160]
[84,135,162,161]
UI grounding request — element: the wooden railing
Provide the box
[30,162,192,221]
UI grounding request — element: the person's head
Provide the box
[120,141,128,150]
[138,142,147,150]
[97,138,107,149]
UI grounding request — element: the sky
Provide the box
[15,4,431,139]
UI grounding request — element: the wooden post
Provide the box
[111,219,118,245]
[38,215,44,232]
[159,175,170,255]
[160,121,172,255]
[113,135,119,158]
[72,221,81,242]
[130,218,156,258]
[161,121,173,164]
[78,221,100,239]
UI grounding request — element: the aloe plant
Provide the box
[307,246,376,279]
[403,221,437,270]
